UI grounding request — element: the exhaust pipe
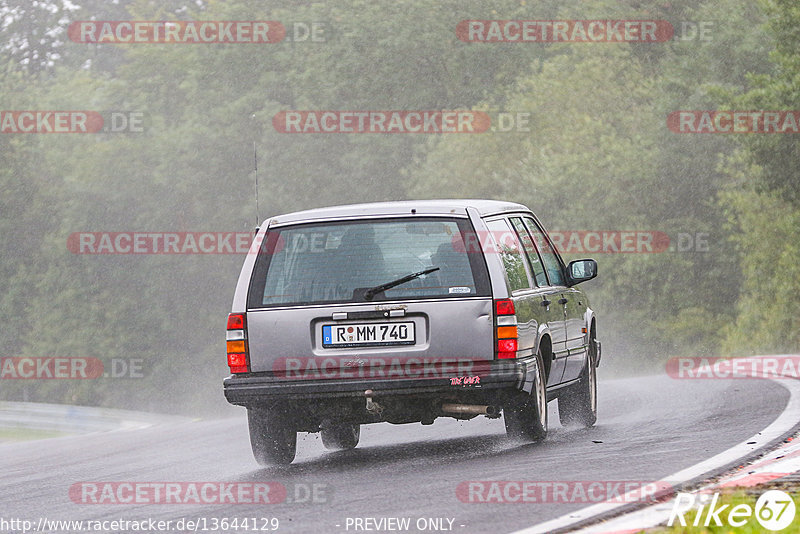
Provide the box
[441,403,498,416]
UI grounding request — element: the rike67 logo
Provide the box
[669,490,796,531]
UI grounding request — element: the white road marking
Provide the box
[512,354,800,534]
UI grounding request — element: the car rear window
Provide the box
[248,217,491,307]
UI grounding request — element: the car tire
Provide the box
[558,327,598,428]
[504,349,548,441]
[321,423,361,450]
[247,407,297,466]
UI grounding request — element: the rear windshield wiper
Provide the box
[362,267,439,301]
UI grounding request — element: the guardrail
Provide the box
[0,401,189,435]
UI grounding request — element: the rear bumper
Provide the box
[223,359,532,406]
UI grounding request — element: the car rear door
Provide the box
[525,224,590,383]
[483,216,567,387]
[519,215,574,384]
[524,217,588,383]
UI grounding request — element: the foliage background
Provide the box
[0,0,797,414]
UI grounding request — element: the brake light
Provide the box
[228,353,247,368]
[496,299,515,316]
[226,312,249,373]
[227,314,244,330]
[494,299,518,359]
[497,338,518,354]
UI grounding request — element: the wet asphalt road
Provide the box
[0,374,791,533]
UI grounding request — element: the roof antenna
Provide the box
[253,140,260,232]
[251,112,260,233]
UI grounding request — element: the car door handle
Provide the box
[541,299,551,307]
[558,298,568,305]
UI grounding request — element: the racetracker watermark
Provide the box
[671,21,715,41]
[0,357,144,379]
[272,356,484,381]
[67,230,710,255]
[453,230,707,255]
[667,355,800,379]
[69,482,329,505]
[668,111,800,133]
[69,482,286,504]
[1,111,100,133]
[456,481,673,503]
[1,517,280,534]
[67,232,256,254]
[541,231,670,254]
[272,111,491,133]
[68,21,285,43]
[456,20,673,42]
[0,111,144,133]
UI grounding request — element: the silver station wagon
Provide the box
[224,200,600,465]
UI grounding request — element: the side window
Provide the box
[523,217,566,286]
[510,217,548,287]
[484,218,531,292]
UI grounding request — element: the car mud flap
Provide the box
[519,358,536,394]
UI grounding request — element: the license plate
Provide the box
[322,322,416,347]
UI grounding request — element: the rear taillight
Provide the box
[226,312,249,373]
[495,299,518,359]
